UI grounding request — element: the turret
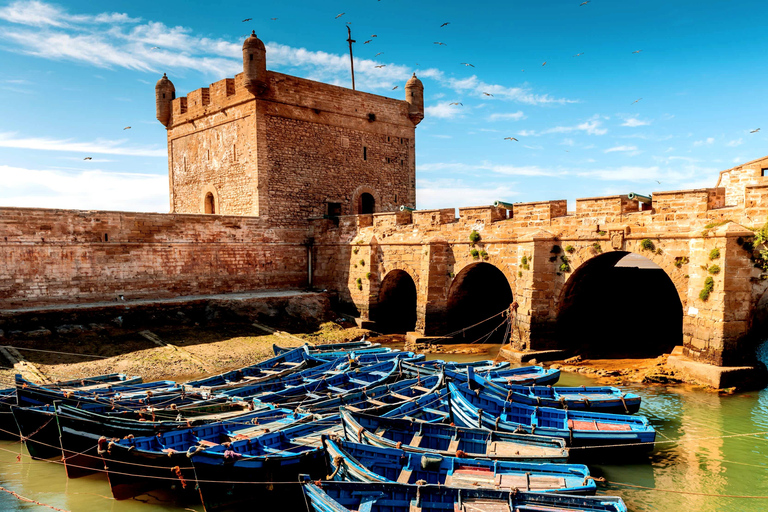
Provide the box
[405,73,424,125]
[243,31,268,95]
[155,73,175,127]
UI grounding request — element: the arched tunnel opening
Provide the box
[375,270,417,334]
[446,263,514,343]
[556,252,682,358]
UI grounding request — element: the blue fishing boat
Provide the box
[312,349,424,364]
[223,360,401,406]
[190,416,339,511]
[301,478,628,512]
[403,360,561,385]
[297,374,444,415]
[458,367,641,414]
[184,345,318,391]
[382,387,454,423]
[340,407,569,462]
[323,436,596,494]
[63,406,306,494]
[272,338,381,356]
[448,381,656,453]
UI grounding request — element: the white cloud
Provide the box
[693,137,715,146]
[604,145,638,153]
[416,178,519,209]
[418,162,562,177]
[487,111,526,122]
[727,138,743,147]
[519,115,607,137]
[425,102,465,119]
[442,74,577,105]
[621,117,650,127]
[0,132,166,156]
[0,0,140,28]
[0,165,167,211]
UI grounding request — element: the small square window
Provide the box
[762,168,768,177]
[328,202,342,217]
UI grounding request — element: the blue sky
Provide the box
[0,0,766,212]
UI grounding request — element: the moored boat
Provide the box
[301,478,629,512]
[323,436,596,494]
[341,407,569,463]
[449,381,656,455]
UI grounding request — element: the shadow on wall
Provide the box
[556,251,682,358]
[446,262,513,343]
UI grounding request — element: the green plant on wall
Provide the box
[366,272,372,279]
[355,277,363,290]
[521,255,530,270]
[353,247,359,255]
[674,256,689,268]
[592,242,602,254]
[518,270,522,277]
[559,255,571,272]
[470,248,479,259]
[699,276,714,301]
[359,259,365,267]
[565,245,575,253]
[708,264,721,275]
[709,248,720,260]
[469,230,481,244]
[480,250,489,260]
[640,239,655,251]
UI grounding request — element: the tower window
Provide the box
[363,147,367,161]
[204,193,216,214]
[327,202,342,217]
[250,54,254,61]
[762,168,768,177]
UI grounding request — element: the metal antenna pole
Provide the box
[346,25,356,90]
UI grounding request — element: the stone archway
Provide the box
[374,270,417,333]
[446,262,513,343]
[555,251,683,357]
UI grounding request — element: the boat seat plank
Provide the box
[423,408,450,418]
[447,439,460,452]
[412,386,431,393]
[326,385,348,394]
[409,434,422,447]
[396,468,412,484]
[374,427,388,436]
[567,419,631,431]
[367,398,388,406]
[458,499,511,512]
[348,378,370,386]
[498,475,566,490]
[389,392,413,401]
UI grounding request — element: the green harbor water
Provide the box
[0,345,767,511]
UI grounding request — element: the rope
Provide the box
[4,346,111,359]
[0,485,70,511]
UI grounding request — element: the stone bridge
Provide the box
[311,158,768,370]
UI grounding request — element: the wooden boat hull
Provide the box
[12,405,61,460]
[449,382,656,455]
[301,479,629,512]
[341,407,569,463]
[323,437,596,494]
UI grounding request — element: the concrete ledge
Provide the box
[499,346,569,363]
[354,318,377,330]
[667,354,768,390]
[405,332,452,345]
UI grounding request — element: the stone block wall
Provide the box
[0,207,308,309]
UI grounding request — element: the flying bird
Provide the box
[242,18,252,22]
[573,52,584,57]
[392,86,398,90]
[123,126,131,130]
[375,52,383,56]
[449,102,463,106]
[364,40,372,44]
[460,62,475,67]
[375,64,386,68]
[504,137,519,141]
[371,35,377,38]
[656,180,661,184]
[83,157,92,160]
[150,46,160,50]
[631,98,642,105]
[483,92,494,97]
[440,22,450,27]
[270,18,278,20]
[434,42,446,46]
[751,128,761,133]
[542,61,547,66]
[632,49,643,54]
[580,1,590,5]
[335,12,345,18]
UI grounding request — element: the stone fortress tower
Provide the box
[156,31,424,221]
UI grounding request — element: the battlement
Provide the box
[652,188,725,214]
[576,195,640,216]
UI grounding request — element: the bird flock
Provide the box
[81,6,760,162]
